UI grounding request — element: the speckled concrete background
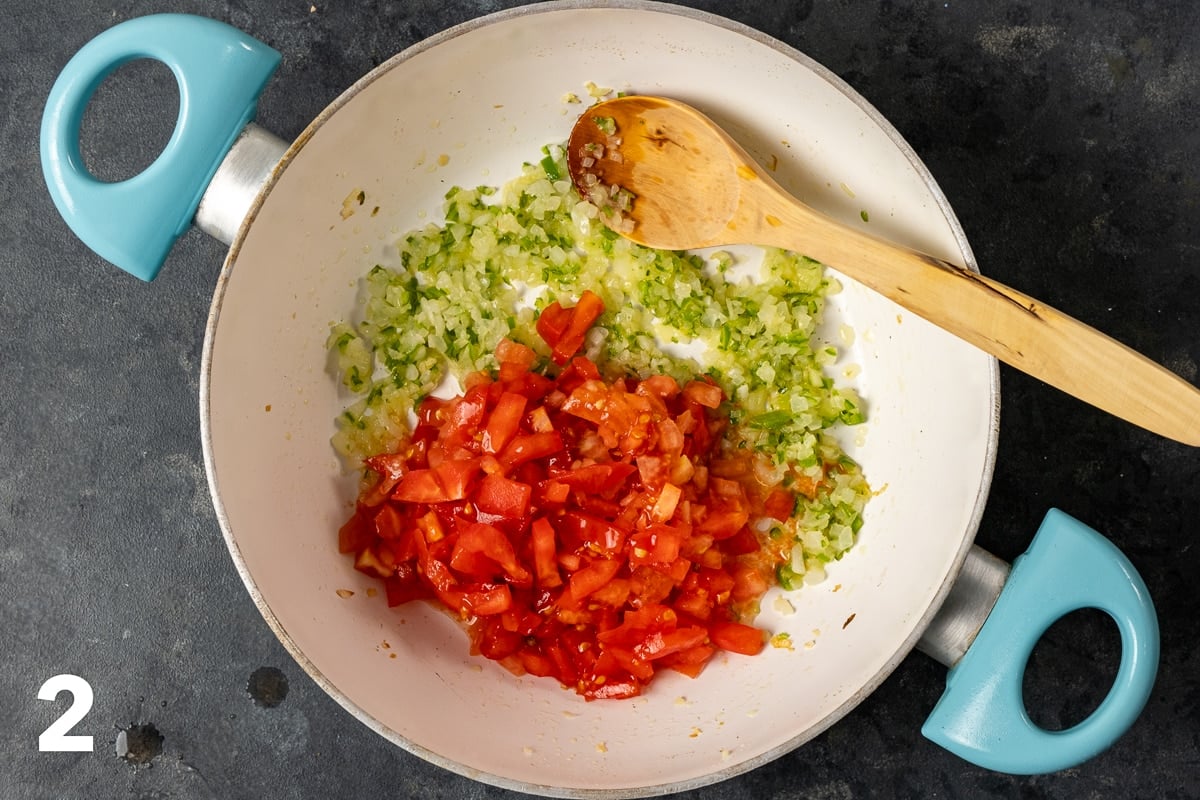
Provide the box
[3,1,1199,798]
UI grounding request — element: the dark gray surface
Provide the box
[3,1,1199,798]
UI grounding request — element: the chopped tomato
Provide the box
[451,521,531,585]
[530,517,562,588]
[494,338,537,381]
[551,462,637,494]
[462,583,513,616]
[474,615,524,661]
[629,523,685,565]
[558,511,627,555]
[392,469,445,504]
[385,563,430,607]
[337,511,375,554]
[682,379,724,409]
[763,487,797,522]
[534,301,572,351]
[498,431,564,470]
[360,452,409,506]
[708,620,767,656]
[474,474,532,520]
[431,457,481,501]
[568,558,623,601]
[482,392,527,455]
[337,292,797,700]
[537,290,605,365]
[442,385,489,449]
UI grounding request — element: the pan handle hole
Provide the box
[79,58,179,183]
[1022,608,1120,730]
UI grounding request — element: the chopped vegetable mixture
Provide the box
[329,139,870,698]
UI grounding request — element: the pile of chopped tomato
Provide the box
[338,290,801,699]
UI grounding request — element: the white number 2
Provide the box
[37,674,94,752]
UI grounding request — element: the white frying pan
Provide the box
[41,2,1158,796]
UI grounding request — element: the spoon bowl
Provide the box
[568,95,1200,447]
[567,95,745,249]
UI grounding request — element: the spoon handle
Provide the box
[751,193,1200,446]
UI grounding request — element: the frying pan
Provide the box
[41,2,1158,796]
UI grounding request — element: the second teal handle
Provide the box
[922,508,1159,773]
[40,14,281,281]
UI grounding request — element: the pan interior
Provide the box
[202,3,998,795]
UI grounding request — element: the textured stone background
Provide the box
[3,1,1199,798]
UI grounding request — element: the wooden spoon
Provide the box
[567,95,1200,446]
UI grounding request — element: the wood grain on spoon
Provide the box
[567,95,1200,446]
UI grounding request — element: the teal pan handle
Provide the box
[922,508,1159,774]
[40,14,281,281]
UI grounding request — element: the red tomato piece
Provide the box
[721,526,761,556]
[423,557,458,594]
[682,379,724,409]
[482,392,528,455]
[498,431,564,470]
[634,626,708,662]
[414,396,450,434]
[551,462,637,494]
[415,509,446,544]
[673,587,714,621]
[385,563,430,607]
[537,480,571,507]
[337,510,375,554]
[517,647,558,678]
[568,558,622,601]
[540,290,605,365]
[558,511,628,555]
[359,452,410,505]
[557,355,602,387]
[635,454,670,490]
[629,565,677,607]
[495,338,537,381]
[597,605,678,662]
[474,473,532,520]
[557,551,582,574]
[636,374,680,401]
[392,469,446,503]
[452,521,531,584]
[583,677,642,701]
[502,600,542,636]
[535,301,573,349]
[708,620,767,656]
[560,380,608,426]
[353,544,393,579]
[589,577,632,607]
[370,503,404,540]
[474,615,524,660]
[663,556,691,584]
[763,487,797,521]
[449,542,498,582]
[527,405,554,433]
[629,524,684,565]
[604,645,655,681]
[730,562,771,603]
[654,418,685,458]
[441,384,490,449]
[698,508,751,540]
[660,643,717,678]
[432,457,481,501]
[530,517,562,588]
[504,370,555,401]
[462,583,513,616]
[542,638,577,685]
